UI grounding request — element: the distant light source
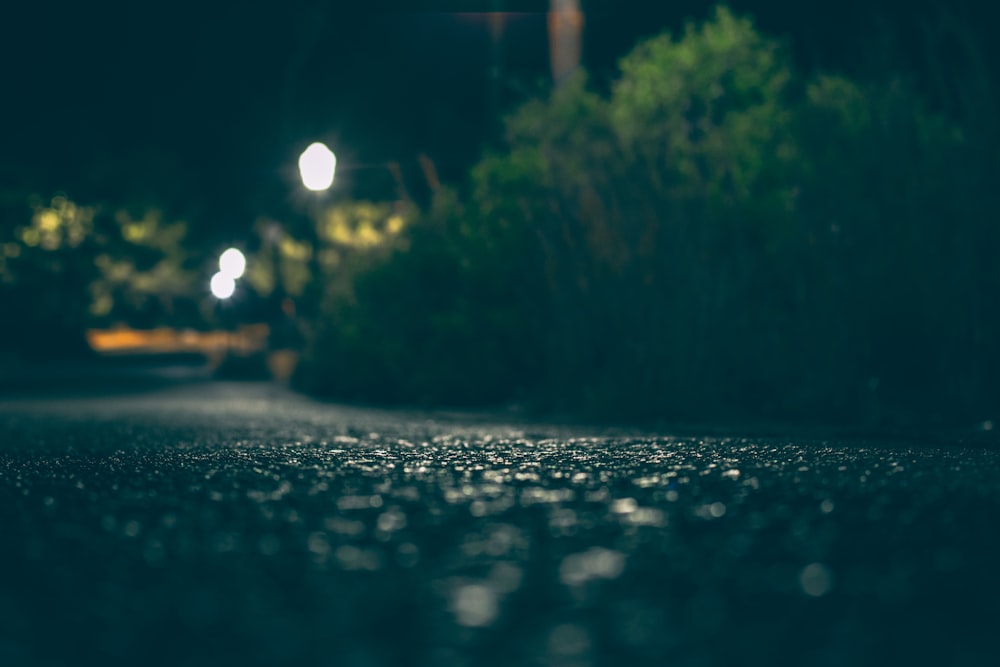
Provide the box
[210,272,236,299]
[219,247,246,279]
[298,142,337,192]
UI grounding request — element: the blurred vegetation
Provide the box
[3,4,995,428]
[289,191,546,405]
[291,5,998,426]
[0,192,200,361]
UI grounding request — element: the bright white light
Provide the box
[219,247,246,279]
[210,272,236,299]
[298,142,337,191]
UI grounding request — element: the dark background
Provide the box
[4,0,994,243]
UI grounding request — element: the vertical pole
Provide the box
[549,0,584,86]
[488,2,505,138]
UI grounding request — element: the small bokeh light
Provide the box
[219,247,246,279]
[298,142,337,192]
[210,272,236,299]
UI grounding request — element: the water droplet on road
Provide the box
[800,563,834,596]
[451,584,499,627]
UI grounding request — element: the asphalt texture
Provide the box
[0,381,997,667]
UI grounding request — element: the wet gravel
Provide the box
[0,382,997,667]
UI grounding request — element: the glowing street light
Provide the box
[219,247,246,279]
[210,272,236,300]
[298,142,337,192]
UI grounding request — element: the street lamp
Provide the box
[219,247,246,280]
[210,247,247,369]
[210,272,236,300]
[211,247,245,299]
[293,142,336,323]
[298,142,337,192]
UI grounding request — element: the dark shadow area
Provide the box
[0,353,214,399]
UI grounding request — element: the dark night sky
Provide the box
[2,0,994,242]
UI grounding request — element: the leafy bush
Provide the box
[463,6,803,418]
[0,193,199,359]
[295,4,999,425]
[297,190,545,406]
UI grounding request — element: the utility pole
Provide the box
[487,1,506,138]
[548,0,584,85]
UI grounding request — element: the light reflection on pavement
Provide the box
[0,382,997,666]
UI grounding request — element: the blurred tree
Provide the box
[1,194,98,358]
[0,194,199,361]
[88,208,199,328]
[793,72,998,420]
[284,4,999,425]
[465,6,800,416]
[246,200,409,309]
[295,188,545,406]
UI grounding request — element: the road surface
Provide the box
[0,381,997,666]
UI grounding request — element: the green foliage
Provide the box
[790,73,999,417]
[0,195,99,357]
[0,193,199,358]
[294,4,1000,424]
[451,6,804,417]
[297,189,545,406]
[611,5,794,199]
[246,200,409,310]
[89,209,198,327]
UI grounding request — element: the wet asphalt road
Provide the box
[0,381,997,667]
